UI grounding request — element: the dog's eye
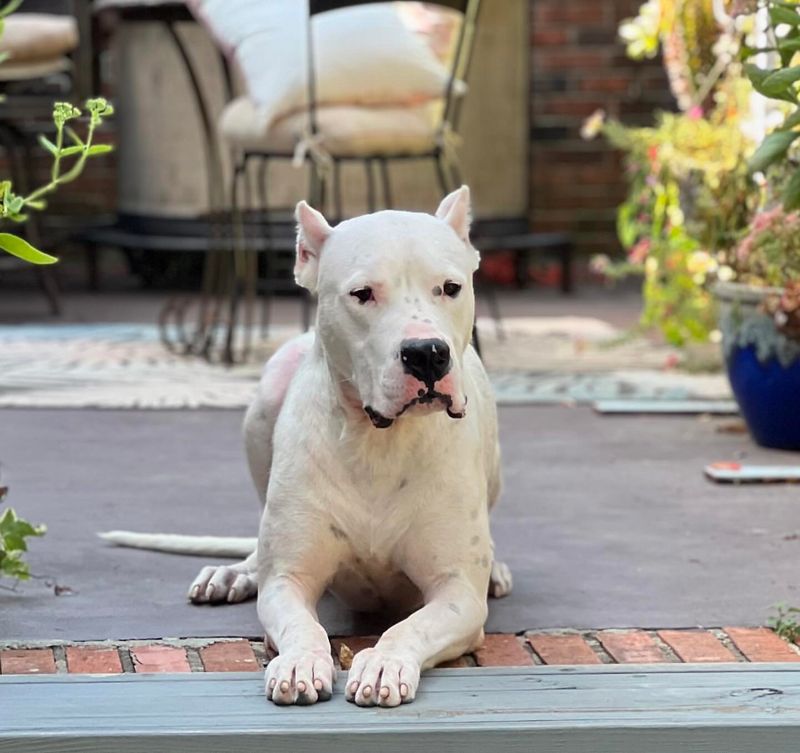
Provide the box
[350,287,374,304]
[443,281,462,298]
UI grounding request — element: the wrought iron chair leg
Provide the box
[434,152,451,197]
[333,158,343,223]
[223,159,248,365]
[365,159,377,213]
[257,156,273,338]
[379,158,392,209]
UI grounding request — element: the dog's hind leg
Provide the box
[488,559,513,599]
[189,335,312,605]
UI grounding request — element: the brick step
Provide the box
[2,629,799,676]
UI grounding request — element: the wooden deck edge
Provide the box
[3,665,800,753]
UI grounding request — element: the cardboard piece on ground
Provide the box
[594,400,739,415]
[705,462,800,484]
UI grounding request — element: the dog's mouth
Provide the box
[364,392,467,429]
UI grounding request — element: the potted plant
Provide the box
[709,0,800,449]
[714,205,800,449]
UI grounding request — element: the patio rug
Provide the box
[0,319,732,409]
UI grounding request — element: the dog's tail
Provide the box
[97,531,257,558]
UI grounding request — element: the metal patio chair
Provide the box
[216,0,482,365]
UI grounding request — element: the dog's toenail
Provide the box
[362,685,372,697]
[280,680,290,692]
[269,679,277,690]
[349,681,359,694]
[314,679,323,690]
[380,686,390,699]
[297,681,306,693]
[400,683,408,697]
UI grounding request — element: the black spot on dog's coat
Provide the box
[329,524,347,541]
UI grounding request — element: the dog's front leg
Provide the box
[346,572,488,707]
[258,572,337,705]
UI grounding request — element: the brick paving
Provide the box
[2,629,799,675]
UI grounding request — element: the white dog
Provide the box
[102,187,511,707]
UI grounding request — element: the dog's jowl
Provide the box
[118,187,513,707]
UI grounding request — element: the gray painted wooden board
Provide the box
[3,665,800,752]
[594,400,739,415]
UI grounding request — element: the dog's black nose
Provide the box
[400,338,451,385]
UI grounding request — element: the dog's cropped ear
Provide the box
[435,185,472,243]
[294,200,332,292]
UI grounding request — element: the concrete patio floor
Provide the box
[1,404,798,641]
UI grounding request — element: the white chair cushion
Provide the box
[220,96,440,157]
[0,56,71,82]
[188,1,462,130]
[0,14,78,63]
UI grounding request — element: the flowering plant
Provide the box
[721,202,800,338]
[587,98,757,345]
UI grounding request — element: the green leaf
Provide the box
[745,62,770,89]
[749,129,800,173]
[770,5,800,26]
[783,167,800,210]
[86,144,113,155]
[760,65,800,100]
[781,40,800,66]
[0,0,24,19]
[0,508,45,554]
[60,143,113,158]
[64,126,83,147]
[780,107,800,130]
[37,134,59,156]
[0,233,58,264]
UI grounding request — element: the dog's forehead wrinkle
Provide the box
[324,210,470,272]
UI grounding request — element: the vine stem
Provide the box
[25,118,97,207]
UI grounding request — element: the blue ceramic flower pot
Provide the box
[725,344,800,450]
[716,282,800,452]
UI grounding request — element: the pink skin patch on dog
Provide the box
[403,322,439,340]
[263,338,310,405]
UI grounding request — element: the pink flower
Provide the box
[687,105,704,120]
[628,238,651,264]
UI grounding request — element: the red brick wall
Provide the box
[530,0,675,256]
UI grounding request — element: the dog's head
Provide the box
[294,186,479,428]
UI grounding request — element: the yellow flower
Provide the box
[717,265,735,282]
[687,250,717,276]
[581,110,606,141]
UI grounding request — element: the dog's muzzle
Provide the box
[364,392,466,429]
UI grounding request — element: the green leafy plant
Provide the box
[587,99,757,345]
[0,0,114,264]
[742,1,800,208]
[769,602,800,642]
[0,485,45,582]
[0,98,114,264]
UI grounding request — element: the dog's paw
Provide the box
[489,560,513,598]
[188,564,257,604]
[265,651,334,705]
[345,647,420,707]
